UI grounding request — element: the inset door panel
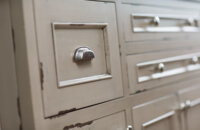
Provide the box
[132,95,180,130]
[127,49,200,93]
[34,0,123,117]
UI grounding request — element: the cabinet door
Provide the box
[121,3,200,54]
[127,49,200,94]
[178,85,200,130]
[132,95,180,130]
[34,0,123,117]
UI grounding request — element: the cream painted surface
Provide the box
[0,0,20,129]
[132,95,180,130]
[34,0,123,117]
[6,0,200,129]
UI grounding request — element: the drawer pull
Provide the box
[127,125,133,130]
[179,102,186,110]
[185,100,192,108]
[152,16,160,26]
[192,56,199,64]
[132,14,199,32]
[74,47,95,62]
[187,18,195,26]
[157,63,165,72]
[142,111,175,128]
[189,98,200,107]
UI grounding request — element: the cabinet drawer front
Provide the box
[122,4,200,54]
[132,95,180,130]
[34,0,123,117]
[132,14,199,33]
[63,111,126,130]
[127,49,200,93]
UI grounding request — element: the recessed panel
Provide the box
[52,23,111,87]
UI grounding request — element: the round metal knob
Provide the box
[153,16,160,26]
[74,47,95,62]
[157,63,165,72]
[187,18,194,25]
[185,100,191,108]
[179,102,186,110]
[192,56,199,64]
[127,125,133,130]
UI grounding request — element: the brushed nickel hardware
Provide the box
[142,111,175,127]
[127,125,133,130]
[157,63,165,72]
[132,14,199,32]
[153,16,160,26]
[74,47,95,62]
